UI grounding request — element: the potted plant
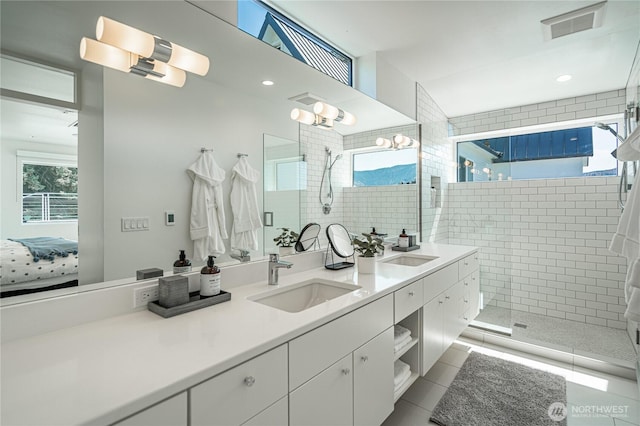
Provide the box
[352,233,384,273]
[274,227,299,256]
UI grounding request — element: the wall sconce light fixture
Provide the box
[375,134,420,149]
[464,159,474,168]
[80,16,210,88]
[290,102,356,129]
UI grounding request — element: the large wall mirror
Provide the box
[0,0,415,303]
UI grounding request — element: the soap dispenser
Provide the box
[200,255,221,297]
[173,250,192,274]
[399,229,409,248]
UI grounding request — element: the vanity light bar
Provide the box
[374,134,419,150]
[290,102,355,129]
[80,16,210,88]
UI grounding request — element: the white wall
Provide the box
[0,139,78,240]
[102,69,297,281]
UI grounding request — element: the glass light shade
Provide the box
[79,38,133,73]
[167,43,210,76]
[313,102,339,119]
[96,16,156,58]
[375,137,392,148]
[394,134,411,147]
[339,111,356,125]
[145,61,186,88]
[290,108,316,125]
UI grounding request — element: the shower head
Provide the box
[594,122,625,143]
[329,153,343,169]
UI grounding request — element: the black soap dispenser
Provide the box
[200,255,221,297]
[173,250,192,274]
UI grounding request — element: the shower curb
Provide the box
[461,327,637,381]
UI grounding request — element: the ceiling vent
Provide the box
[288,92,325,105]
[541,1,607,41]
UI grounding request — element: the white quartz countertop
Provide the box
[0,243,477,426]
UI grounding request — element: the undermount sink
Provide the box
[248,279,361,313]
[382,254,439,267]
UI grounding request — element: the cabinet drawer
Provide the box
[394,279,423,322]
[289,294,393,390]
[423,263,458,304]
[115,393,187,426]
[458,252,479,278]
[191,344,288,426]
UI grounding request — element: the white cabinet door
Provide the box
[422,295,443,374]
[290,354,354,426]
[191,344,288,426]
[242,396,288,426]
[353,328,394,426]
[114,393,187,426]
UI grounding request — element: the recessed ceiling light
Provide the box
[262,80,274,86]
[556,74,572,82]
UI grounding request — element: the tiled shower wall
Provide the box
[417,83,453,243]
[299,124,346,248]
[446,177,628,329]
[448,89,627,136]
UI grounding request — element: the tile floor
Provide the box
[475,305,637,364]
[382,338,639,426]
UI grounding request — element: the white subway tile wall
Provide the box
[446,177,628,329]
[448,90,626,136]
[299,125,346,248]
[342,124,419,236]
[417,83,453,243]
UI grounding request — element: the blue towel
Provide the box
[9,237,78,262]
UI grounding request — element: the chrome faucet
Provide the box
[268,253,293,285]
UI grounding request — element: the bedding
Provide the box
[1,239,78,289]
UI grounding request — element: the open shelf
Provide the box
[394,336,419,361]
[393,371,419,403]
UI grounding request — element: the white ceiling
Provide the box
[268,0,640,117]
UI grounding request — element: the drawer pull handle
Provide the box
[439,300,443,304]
[464,316,469,321]
[445,296,450,300]
[244,376,256,387]
[409,291,415,296]
[361,356,369,363]
[464,282,469,286]
[472,276,476,281]
[342,368,351,376]
[464,262,469,266]
[464,299,469,303]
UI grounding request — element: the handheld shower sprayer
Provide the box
[594,122,625,143]
[320,148,342,214]
[594,122,625,159]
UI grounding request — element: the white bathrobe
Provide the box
[187,152,228,260]
[230,157,262,251]
[609,131,640,322]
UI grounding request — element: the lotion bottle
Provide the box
[200,255,221,297]
[173,250,192,274]
[399,229,409,248]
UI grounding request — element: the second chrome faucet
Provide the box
[268,253,293,285]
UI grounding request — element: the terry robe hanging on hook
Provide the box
[230,156,262,251]
[187,151,228,260]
